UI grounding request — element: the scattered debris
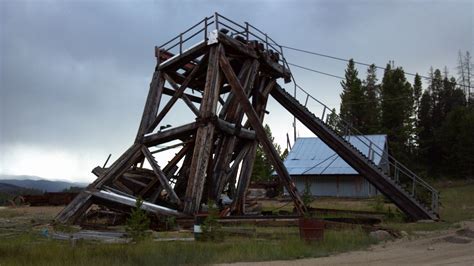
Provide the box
[369,230,392,241]
[50,230,129,243]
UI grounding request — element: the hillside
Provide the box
[0,175,87,192]
[0,183,44,205]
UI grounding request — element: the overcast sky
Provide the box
[0,0,472,182]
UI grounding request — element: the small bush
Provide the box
[370,195,385,212]
[126,197,151,242]
[201,201,224,241]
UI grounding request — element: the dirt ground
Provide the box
[222,221,474,266]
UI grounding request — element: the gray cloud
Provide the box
[1,0,472,181]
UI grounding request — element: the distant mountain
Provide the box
[0,182,44,205]
[0,175,88,192]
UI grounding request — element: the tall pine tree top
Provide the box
[339,59,364,129]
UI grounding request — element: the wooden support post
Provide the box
[211,59,259,200]
[231,79,274,214]
[183,45,222,214]
[219,49,306,215]
[135,68,164,143]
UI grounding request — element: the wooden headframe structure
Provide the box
[56,13,307,224]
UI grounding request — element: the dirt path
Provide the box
[221,221,474,266]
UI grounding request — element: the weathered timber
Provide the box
[113,180,134,195]
[183,45,222,214]
[93,144,143,188]
[57,15,315,224]
[215,118,256,140]
[162,87,202,103]
[147,65,202,133]
[163,73,200,116]
[140,144,190,197]
[55,192,93,224]
[219,49,306,214]
[150,142,187,155]
[121,175,148,188]
[158,41,208,71]
[158,49,197,72]
[142,122,198,146]
[135,70,164,142]
[141,146,181,205]
[216,142,251,198]
[211,59,259,199]
[217,32,257,59]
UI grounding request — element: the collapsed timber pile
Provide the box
[56,13,306,224]
[57,13,440,225]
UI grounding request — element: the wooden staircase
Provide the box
[271,85,439,221]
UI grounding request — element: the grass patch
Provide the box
[383,182,474,233]
[0,227,375,266]
[0,208,23,219]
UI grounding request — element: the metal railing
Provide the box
[286,85,439,215]
[157,13,288,71]
[155,13,439,216]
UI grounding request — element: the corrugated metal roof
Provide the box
[283,134,387,176]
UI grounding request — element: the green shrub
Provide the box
[201,201,223,241]
[126,197,151,242]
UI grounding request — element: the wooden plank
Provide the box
[219,49,306,215]
[158,41,208,71]
[215,118,256,140]
[163,73,199,116]
[135,70,164,143]
[217,32,257,59]
[158,49,197,72]
[93,143,144,188]
[141,143,191,197]
[121,175,148,188]
[55,191,93,224]
[218,61,253,118]
[141,146,181,205]
[142,122,198,146]
[260,52,291,82]
[147,61,202,133]
[183,45,222,214]
[113,180,134,195]
[162,144,191,175]
[162,87,202,103]
[216,143,250,198]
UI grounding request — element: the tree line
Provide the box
[338,51,473,179]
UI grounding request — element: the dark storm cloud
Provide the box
[0,0,472,181]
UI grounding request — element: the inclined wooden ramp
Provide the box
[271,85,439,221]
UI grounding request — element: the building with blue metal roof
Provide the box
[282,135,389,197]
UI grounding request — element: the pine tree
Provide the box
[436,106,474,178]
[362,64,380,133]
[339,59,364,130]
[251,124,282,182]
[126,197,151,242]
[380,64,415,160]
[417,90,434,170]
[413,74,423,113]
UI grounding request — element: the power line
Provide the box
[287,62,344,79]
[282,45,474,90]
